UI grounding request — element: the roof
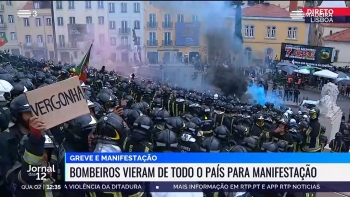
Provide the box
[323,28,350,42]
[242,3,290,18]
[320,23,350,28]
[22,2,33,10]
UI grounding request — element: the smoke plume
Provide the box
[206,66,248,97]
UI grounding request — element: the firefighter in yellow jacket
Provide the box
[7,116,60,197]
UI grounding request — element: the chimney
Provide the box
[289,1,298,12]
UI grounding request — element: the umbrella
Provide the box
[336,71,348,78]
[313,70,338,79]
[276,62,297,68]
[335,77,350,84]
[299,66,323,71]
[279,65,295,74]
[294,69,310,75]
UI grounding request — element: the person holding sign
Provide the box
[7,117,60,197]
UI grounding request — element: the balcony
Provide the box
[0,22,7,29]
[57,42,79,50]
[118,28,130,35]
[162,40,173,46]
[147,40,158,46]
[147,22,158,29]
[117,44,130,50]
[23,42,46,49]
[0,5,5,12]
[162,22,173,29]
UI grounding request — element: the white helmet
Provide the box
[214,94,218,100]
[0,79,13,102]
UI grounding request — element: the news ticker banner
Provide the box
[62,153,350,192]
[20,182,350,192]
[291,8,350,23]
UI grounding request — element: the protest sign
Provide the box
[25,76,90,129]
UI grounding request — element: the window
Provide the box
[334,50,339,62]
[68,1,74,9]
[8,15,14,23]
[164,14,171,23]
[46,18,52,26]
[266,26,276,38]
[121,3,127,13]
[133,2,140,13]
[35,18,41,26]
[25,35,31,43]
[6,1,12,6]
[10,32,16,40]
[164,32,171,41]
[121,21,128,29]
[56,1,62,9]
[149,32,156,40]
[148,32,156,46]
[287,27,298,39]
[164,32,171,45]
[98,1,104,9]
[99,34,105,46]
[244,47,252,61]
[192,15,198,22]
[69,17,75,24]
[121,36,128,45]
[34,2,40,9]
[37,35,43,43]
[134,20,140,29]
[85,1,91,9]
[23,18,30,26]
[135,37,140,45]
[98,16,104,25]
[109,21,116,29]
[109,3,115,13]
[149,14,157,24]
[329,30,333,35]
[47,35,53,43]
[0,15,2,24]
[110,37,116,46]
[57,17,63,26]
[58,35,65,47]
[74,51,78,58]
[86,16,92,24]
[177,14,184,22]
[244,25,255,37]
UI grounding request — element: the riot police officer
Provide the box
[123,116,153,152]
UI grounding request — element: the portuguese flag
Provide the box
[0,34,8,47]
[75,43,93,82]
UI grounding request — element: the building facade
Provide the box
[16,2,55,60]
[323,24,350,68]
[53,1,108,63]
[107,1,144,64]
[0,1,21,55]
[240,3,309,65]
[143,1,206,64]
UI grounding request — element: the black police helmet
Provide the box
[261,142,278,152]
[96,113,126,141]
[133,115,153,132]
[230,145,248,152]
[166,116,185,134]
[126,109,143,126]
[64,114,97,151]
[10,93,31,122]
[154,129,179,152]
[213,125,230,141]
[200,136,221,152]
